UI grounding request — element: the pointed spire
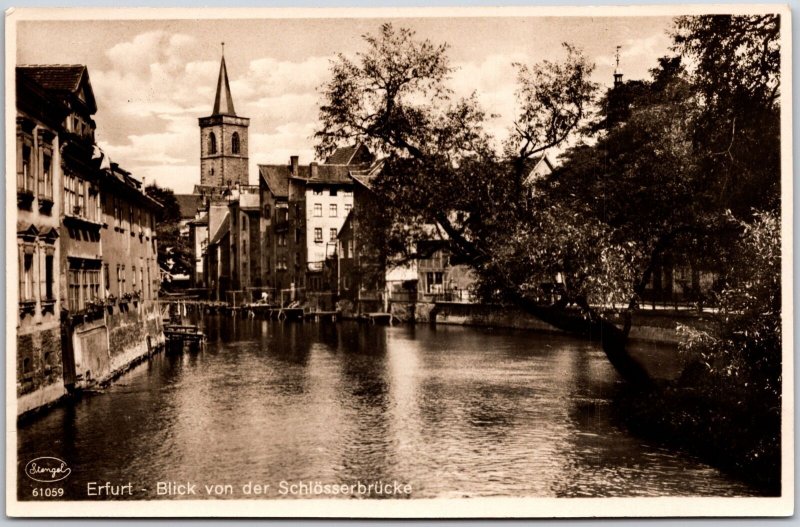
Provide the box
[213,43,236,116]
[613,45,623,87]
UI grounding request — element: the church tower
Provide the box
[199,47,250,187]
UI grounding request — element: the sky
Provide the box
[17,15,674,194]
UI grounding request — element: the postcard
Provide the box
[5,5,793,517]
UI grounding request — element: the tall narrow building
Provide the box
[198,52,250,187]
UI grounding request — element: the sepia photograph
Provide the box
[5,5,793,517]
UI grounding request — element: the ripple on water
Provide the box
[16,318,763,499]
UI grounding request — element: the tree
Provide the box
[673,15,781,217]
[145,184,193,284]
[315,18,782,389]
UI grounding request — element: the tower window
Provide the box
[209,132,217,154]
[231,132,240,154]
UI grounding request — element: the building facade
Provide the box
[15,65,164,416]
[15,67,67,414]
[257,145,372,305]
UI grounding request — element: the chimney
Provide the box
[310,161,318,180]
[290,156,299,177]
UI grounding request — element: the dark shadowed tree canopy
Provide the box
[145,184,193,279]
[315,16,782,389]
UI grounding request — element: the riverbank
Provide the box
[17,303,166,421]
[612,382,781,495]
[391,301,718,345]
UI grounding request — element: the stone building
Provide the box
[199,55,249,188]
[95,164,164,383]
[15,64,165,415]
[15,66,67,414]
[257,144,372,305]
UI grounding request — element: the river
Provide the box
[17,316,762,499]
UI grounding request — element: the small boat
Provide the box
[164,324,206,353]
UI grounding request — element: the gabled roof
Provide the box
[306,164,353,185]
[17,65,97,114]
[208,212,230,246]
[189,213,209,226]
[174,194,204,220]
[259,165,290,198]
[523,153,555,185]
[325,143,374,165]
[350,159,385,191]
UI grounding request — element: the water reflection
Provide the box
[18,317,761,500]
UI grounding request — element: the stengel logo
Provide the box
[25,457,71,483]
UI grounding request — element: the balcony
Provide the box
[37,194,54,214]
[17,189,34,210]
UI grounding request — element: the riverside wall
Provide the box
[390,301,716,344]
[75,302,165,388]
[18,301,165,418]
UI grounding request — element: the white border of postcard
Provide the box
[5,4,794,518]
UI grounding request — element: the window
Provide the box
[329,204,337,217]
[344,190,353,197]
[231,132,240,154]
[314,228,323,243]
[277,256,287,270]
[295,252,300,267]
[77,180,85,217]
[45,255,54,301]
[129,205,134,232]
[23,145,34,193]
[242,215,247,231]
[103,263,110,293]
[330,228,337,241]
[330,188,338,197]
[117,265,126,294]
[21,252,34,302]
[209,132,217,154]
[85,269,100,304]
[344,203,352,213]
[313,203,322,217]
[40,153,53,200]
[113,197,120,229]
[313,189,323,196]
[140,268,144,293]
[264,204,271,217]
[427,272,444,294]
[64,174,73,215]
[17,122,34,194]
[132,266,137,290]
[295,228,302,243]
[277,234,287,247]
[68,269,81,311]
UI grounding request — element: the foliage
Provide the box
[317,24,596,273]
[315,17,783,388]
[673,211,781,485]
[679,211,781,394]
[673,15,781,217]
[145,184,193,279]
